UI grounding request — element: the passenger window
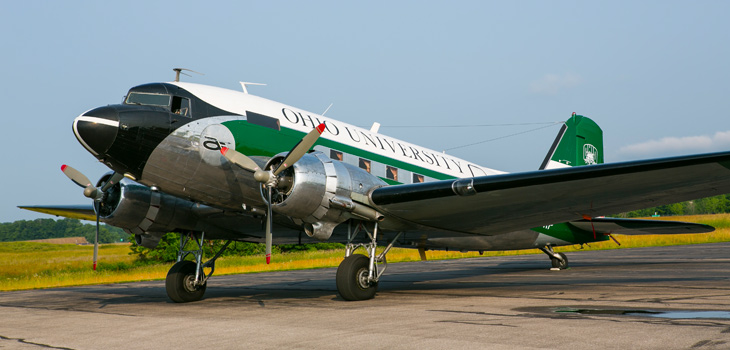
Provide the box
[413,174,424,183]
[330,150,343,161]
[359,158,371,173]
[386,166,398,181]
[171,96,191,117]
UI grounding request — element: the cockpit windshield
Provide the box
[125,92,171,107]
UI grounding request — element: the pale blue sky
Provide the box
[1,1,728,222]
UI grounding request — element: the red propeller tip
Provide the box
[61,165,67,172]
[316,123,326,134]
[220,147,229,155]
[266,254,271,264]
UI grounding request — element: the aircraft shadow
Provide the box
[34,245,727,307]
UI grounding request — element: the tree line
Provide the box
[0,218,341,262]
[0,218,128,243]
[618,194,730,217]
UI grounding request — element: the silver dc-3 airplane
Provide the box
[21,70,730,302]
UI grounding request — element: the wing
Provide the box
[370,151,730,235]
[568,217,714,235]
[18,205,96,221]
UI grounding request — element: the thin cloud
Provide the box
[529,73,583,95]
[618,130,730,159]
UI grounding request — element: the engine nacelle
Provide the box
[95,174,220,240]
[264,152,386,240]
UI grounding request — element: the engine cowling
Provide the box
[95,174,219,244]
[263,152,386,240]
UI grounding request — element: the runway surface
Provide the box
[2,243,730,349]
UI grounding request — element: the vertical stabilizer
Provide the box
[539,113,603,170]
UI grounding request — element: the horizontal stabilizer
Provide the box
[568,217,714,235]
[18,205,96,221]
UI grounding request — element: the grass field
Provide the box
[2,214,730,292]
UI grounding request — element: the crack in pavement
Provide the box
[0,335,75,350]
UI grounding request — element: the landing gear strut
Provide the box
[539,245,568,270]
[165,231,232,303]
[336,221,402,301]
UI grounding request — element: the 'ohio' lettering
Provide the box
[282,108,339,135]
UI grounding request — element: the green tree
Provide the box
[0,218,128,243]
[619,194,730,217]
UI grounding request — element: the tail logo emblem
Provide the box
[583,144,597,165]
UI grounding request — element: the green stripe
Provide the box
[222,121,457,181]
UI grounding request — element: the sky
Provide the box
[1,1,728,223]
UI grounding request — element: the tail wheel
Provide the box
[336,254,378,301]
[166,260,207,303]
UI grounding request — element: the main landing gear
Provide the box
[166,231,231,303]
[336,221,402,301]
[539,245,568,270]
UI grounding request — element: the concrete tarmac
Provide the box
[2,243,730,349]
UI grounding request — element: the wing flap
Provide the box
[370,151,730,235]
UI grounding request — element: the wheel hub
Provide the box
[183,274,198,292]
[356,267,371,290]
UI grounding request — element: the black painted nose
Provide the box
[73,106,119,156]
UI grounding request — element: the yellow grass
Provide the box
[2,213,730,291]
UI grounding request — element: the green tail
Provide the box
[539,113,603,170]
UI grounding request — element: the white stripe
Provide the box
[545,160,572,169]
[76,116,120,127]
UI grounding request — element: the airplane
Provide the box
[21,71,730,302]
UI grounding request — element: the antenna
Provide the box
[173,68,204,82]
[322,103,334,116]
[370,122,381,133]
[240,82,267,94]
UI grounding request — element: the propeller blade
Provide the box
[265,186,273,264]
[220,147,261,173]
[272,124,326,176]
[61,165,93,188]
[61,165,109,271]
[93,201,100,271]
[100,172,124,192]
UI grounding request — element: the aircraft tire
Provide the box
[336,254,377,301]
[551,253,569,269]
[166,260,207,303]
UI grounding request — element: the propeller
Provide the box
[221,123,326,264]
[61,165,123,270]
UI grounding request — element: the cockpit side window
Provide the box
[125,92,171,107]
[171,96,191,117]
